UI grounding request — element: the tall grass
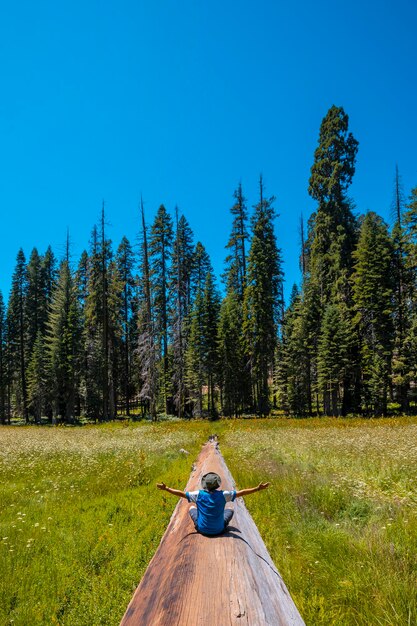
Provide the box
[0,422,209,625]
[1,418,416,625]
[219,418,417,626]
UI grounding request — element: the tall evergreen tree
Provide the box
[8,249,29,421]
[304,105,359,415]
[170,211,194,417]
[403,186,417,277]
[243,177,283,415]
[84,216,113,421]
[352,212,394,415]
[218,290,247,416]
[307,105,358,304]
[191,242,212,297]
[47,258,82,423]
[185,241,213,416]
[202,271,221,417]
[107,257,123,419]
[187,284,205,417]
[137,200,158,420]
[219,183,250,416]
[150,205,174,414]
[276,285,311,416]
[3,311,12,423]
[224,183,248,297]
[75,250,89,415]
[317,304,350,415]
[27,331,49,423]
[403,186,417,403]
[100,204,112,419]
[391,166,411,411]
[186,268,220,417]
[115,237,136,415]
[26,248,44,358]
[0,291,5,423]
[42,245,58,307]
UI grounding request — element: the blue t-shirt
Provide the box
[186,489,237,535]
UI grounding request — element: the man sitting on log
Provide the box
[157,472,270,536]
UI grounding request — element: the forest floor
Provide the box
[0,417,416,626]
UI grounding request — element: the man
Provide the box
[157,472,270,536]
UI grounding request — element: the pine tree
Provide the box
[403,186,417,405]
[187,285,205,417]
[185,241,214,416]
[47,258,82,423]
[26,248,44,358]
[308,105,358,304]
[150,205,174,414]
[84,222,110,420]
[218,291,246,416]
[304,105,359,415]
[219,183,250,416]
[137,200,158,420]
[202,271,221,417]
[351,212,394,415]
[27,331,49,423]
[391,167,412,412]
[186,268,220,417]
[75,250,89,415]
[115,237,136,415]
[170,211,194,417]
[4,313,12,423]
[100,204,112,419]
[224,183,248,297]
[191,242,212,298]
[276,285,311,416]
[42,245,58,307]
[243,177,284,415]
[107,257,124,419]
[8,249,29,421]
[403,187,417,277]
[0,291,5,423]
[317,304,350,415]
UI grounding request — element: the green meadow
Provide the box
[1,418,416,626]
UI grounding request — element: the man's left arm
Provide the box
[157,482,188,498]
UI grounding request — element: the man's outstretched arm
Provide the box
[157,482,188,499]
[235,482,270,498]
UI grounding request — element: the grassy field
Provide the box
[0,418,416,625]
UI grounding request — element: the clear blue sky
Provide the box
[1,0,417,302]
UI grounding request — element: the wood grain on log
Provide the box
[120,438,305,625]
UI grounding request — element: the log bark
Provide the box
[120,438,305,625]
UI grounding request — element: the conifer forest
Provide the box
[1,105,417,424]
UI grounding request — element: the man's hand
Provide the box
[157,482,167,491]
[257,482,270,491]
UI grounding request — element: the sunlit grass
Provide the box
[0,417,416,625]
[219,417,417,626]
[0,421,209,626]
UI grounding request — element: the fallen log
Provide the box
[120,437,305,625]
